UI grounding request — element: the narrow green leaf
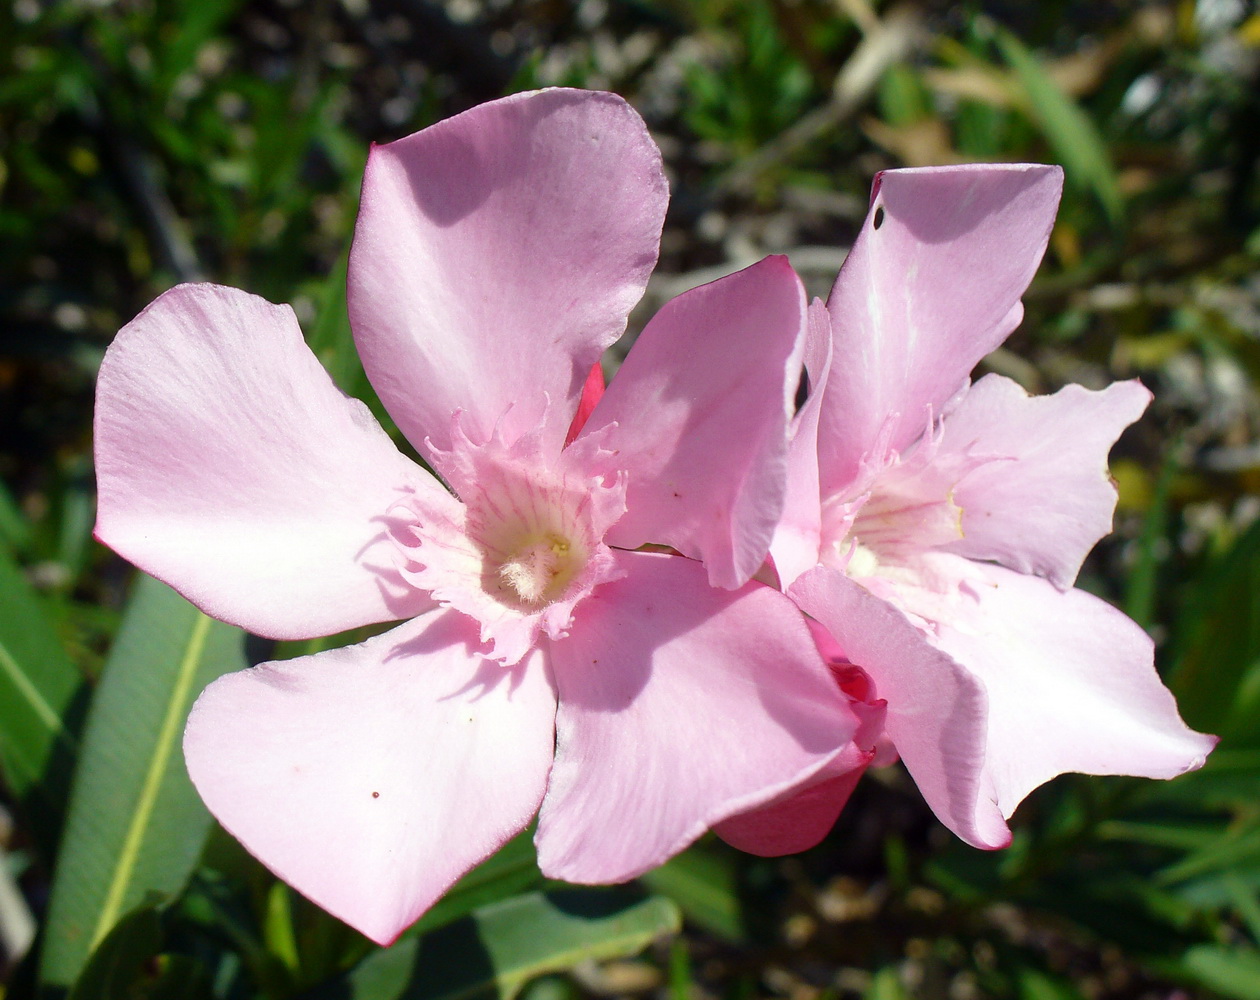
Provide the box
[66,904,213,1000]
[1168,515,1260,737]
[0,541,86,852]
[66,906,162,1000]
[1178,944,1260,1000]
[309,891,680,1000]
[639,845,744,941]
[40,573,249,990]
[1124,446,1178,629]
[990,24,1124,228]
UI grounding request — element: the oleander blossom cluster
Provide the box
[92,88,1214,945]
[94,90,858,945]
[717,164,1215,854]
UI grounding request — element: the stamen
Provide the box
[497,534,574,606]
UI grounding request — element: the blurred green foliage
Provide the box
[2,1,1260,998]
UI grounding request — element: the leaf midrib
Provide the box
[89,612,211,949]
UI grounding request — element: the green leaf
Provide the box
[1168,515,1260,739]
[67,904,213,1000]
[0,541,87,852]
[990,23,1124,228]
[40,573,249,990]
[309,891,680,1000]
[1177,944,1260,1000]
[638,844,744,942]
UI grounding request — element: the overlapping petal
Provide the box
[918,557,1216,841]
[349,88,668,466]
[183,610,556,946]
[535,551,857,882]
[789,567,1006,848]
[769,298,832,589]
[588,256,808,588]
[941,375,1151,588]
[94,283,438,640]
[818,164,1063,494]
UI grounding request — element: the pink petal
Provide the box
[565,362,606,446]
[94,283,438,640]
[923,558,1216,835]
[769,298,832,589]
[589,256,808,589]
[535,551,857,882]
[183,611,557,945]
[713,757,869,857]
[941,375,1151,589]
[819,164,1063,494]
[715,628,896,856]
[349,89,667,466]
[788,567,1005,848]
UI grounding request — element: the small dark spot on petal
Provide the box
[672,491,681,498]
[372,791,380,799]
[873,206,885,229]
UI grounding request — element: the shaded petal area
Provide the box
[536,551,856,882]
[788,567,1005,847]
[769,298,832,589]
[590,256,808,588]
[942,375,1151,588]
[819,164,1063,494]
[184,611,556,946]
[921,558,1216,836]
[713,759,868,857]
[350,88,667,465]
[95,283,437,640]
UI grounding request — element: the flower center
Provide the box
[495,532,580,607]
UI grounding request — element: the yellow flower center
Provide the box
[495,532,580,607]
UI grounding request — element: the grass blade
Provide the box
[0,542,87,854]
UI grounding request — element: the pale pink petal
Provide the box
[941,375,1151,588]
[819,164,1063,494]
[922,558,1216,835]
[769,298,832,589]
[94,283,438,640]
[788,567,1007,848]
[349,89,667,465]
[183,611,556,946]
[589,256,808,589]
[535,551,858,882]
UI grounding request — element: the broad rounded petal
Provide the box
[819,164,1063,494]
[590,256,808,588]
[536,551,857,882]
[184,611,556,945]
[924,560,1216,831]
[95,283,438,639]
[349,88,667,464]
[788,567,1006,848]
[942,375,1151,588]
[770,298,832,589]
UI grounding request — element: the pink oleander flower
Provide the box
[93,89,860,944]
[716,164,1216,854]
